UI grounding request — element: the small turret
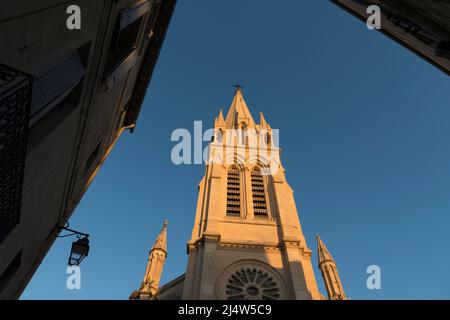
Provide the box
[316,234,346,300]
[131,220,168,300]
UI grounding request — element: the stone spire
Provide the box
[132,220,168,299]
[316,234,346,300]
[225,87,256,129]
[214,109,226,128]
[259,112,268,128]
[151,220,168,254]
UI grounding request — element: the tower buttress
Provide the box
[316,234,346,300]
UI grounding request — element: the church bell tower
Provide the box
[131,88,347,300]
[182,88,323,300]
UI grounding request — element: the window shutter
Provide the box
[251,170,268,217]
[226,168,241,217]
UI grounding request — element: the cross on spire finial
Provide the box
[232,84,245,92]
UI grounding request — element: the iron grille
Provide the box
[0,63,32,243]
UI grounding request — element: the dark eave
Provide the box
[124,0,177,129]
[330,0,450,76]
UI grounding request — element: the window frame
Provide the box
[30,50,86,125]
[103,0,151,91]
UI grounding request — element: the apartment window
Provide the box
[103,0,150,89]
[251,168,268,218]
[0,249,22,293]
[30,49,86,122]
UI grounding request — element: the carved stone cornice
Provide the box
[217,242,281,253]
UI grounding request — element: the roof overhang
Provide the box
[124,0,177,128]
[330,0,450,76]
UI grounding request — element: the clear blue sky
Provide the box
[22,0,450,299]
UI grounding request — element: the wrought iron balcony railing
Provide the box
[0,63,32,243]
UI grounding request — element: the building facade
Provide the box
[332,0,450,75]
[131,89,346,300]
[0,0,176,299]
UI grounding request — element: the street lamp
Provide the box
[57,226,90,266]
[69,236,90,266]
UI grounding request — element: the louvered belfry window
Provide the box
[226,168,241,216]
[251,169,268,217]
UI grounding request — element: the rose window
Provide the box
[225,267,280,300]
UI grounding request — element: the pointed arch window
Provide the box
[226,167,241,217]
[251,168,268,218]
[265,132,271,146]
[240,124,248,146]
[216,129,224,144]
